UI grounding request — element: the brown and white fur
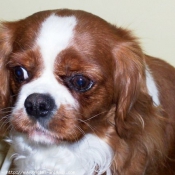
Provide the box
[0,9,175,175]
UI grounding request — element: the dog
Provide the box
[0,9,175,175]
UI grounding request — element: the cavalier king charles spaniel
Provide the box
[0,9,175,175]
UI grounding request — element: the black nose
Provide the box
[24,93,55,120]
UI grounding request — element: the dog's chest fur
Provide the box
[9,133,113,175]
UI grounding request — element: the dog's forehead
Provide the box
[12,10,114,72]
[36,14,77,70]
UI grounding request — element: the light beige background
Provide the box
[0,0,175,65]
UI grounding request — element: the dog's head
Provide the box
[0,9,146,145]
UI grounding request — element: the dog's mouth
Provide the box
[11,109,61,145]
[28,125,61,145]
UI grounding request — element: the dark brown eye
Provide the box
[65,74,94,92]
[14,66,29,82]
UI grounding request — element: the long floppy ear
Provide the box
[113,38,152,137]
[0,22,16,136]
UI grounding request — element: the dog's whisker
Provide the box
[78,118,96,134]
[0,111,12,115]
[70,128,80,143]
[0,119,11,133]
[83,111,108,122]
[0,115,11,123]
[75,125,86,136]
[0,107,13,112]
[2,123,12,134]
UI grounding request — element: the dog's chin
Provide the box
[28,129,60,145]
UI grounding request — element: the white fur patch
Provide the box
[8,133,113,175]
[37,14,77,72]
[146,65,160,106]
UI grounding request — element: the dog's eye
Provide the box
[65,75,94,92]
[14,66,29,82]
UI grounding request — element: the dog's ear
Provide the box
[112,38,150,137]
[0,22,16,136]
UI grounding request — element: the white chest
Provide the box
[9,133,113,175]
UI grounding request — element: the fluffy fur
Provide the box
[7,133,113,175]
[0,9,175,175]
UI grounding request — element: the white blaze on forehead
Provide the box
[13,14,78,112]
[37,14,77,69]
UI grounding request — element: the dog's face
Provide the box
[0,9,145,146]
[5,10,118,144]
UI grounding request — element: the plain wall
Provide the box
[0,0,175,65]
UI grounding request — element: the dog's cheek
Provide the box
[48,105,85,141]
[79,85,113,118]
[10,109,35,132]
